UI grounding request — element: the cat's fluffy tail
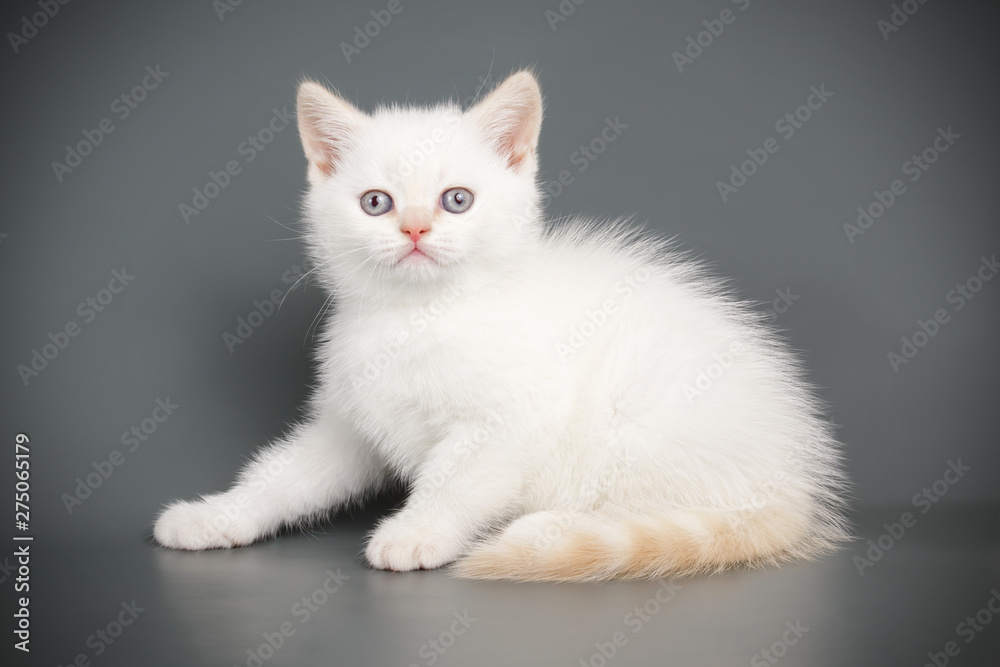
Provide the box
[453,505,845,582]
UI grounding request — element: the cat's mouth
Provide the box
[397,245,436,265]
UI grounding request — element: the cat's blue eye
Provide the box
[360,190,393,216]
[441,187,474,214]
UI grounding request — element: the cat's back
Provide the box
[518,219,721,326]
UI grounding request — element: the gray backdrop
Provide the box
[2,1,998,666]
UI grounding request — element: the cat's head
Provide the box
[296,71,544,297]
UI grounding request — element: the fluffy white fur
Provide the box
[154,71,849,581]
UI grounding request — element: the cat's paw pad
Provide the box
[365,519,459,572]
[153,498,257,550]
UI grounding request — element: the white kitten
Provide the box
[154,71,849,581]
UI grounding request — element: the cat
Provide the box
[153,70,849,581]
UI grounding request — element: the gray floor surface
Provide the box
[21,505,1000,667]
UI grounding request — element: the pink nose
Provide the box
[400,219,431,242]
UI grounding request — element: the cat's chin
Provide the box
[394,249,444,281]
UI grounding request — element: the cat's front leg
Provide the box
[154,410,383,550]
[366,422,523,571]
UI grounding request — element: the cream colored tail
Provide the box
[454,505,842,582]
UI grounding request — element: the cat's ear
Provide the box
[468,70,543,172]
[296,80,365,181]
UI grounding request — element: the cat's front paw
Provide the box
[366,517,460,572]
[153,496,259,550]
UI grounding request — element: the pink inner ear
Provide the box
[494,116,537,170]
[297,81,361,177]
[500,135,529,170]
[309,145,334,176]
[306,145,334,176]
[302,126,342,176]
